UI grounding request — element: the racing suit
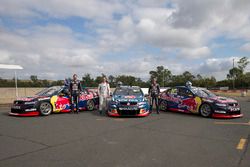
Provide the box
[69,80,82,113]
[98,82,110,114]
[148,83,160,114]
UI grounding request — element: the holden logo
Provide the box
[127,102,130,106]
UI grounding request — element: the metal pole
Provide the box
[15,71,18,97]
[233,59,235,90]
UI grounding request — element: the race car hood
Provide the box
[112,95,144,102]
[207,96,237,104]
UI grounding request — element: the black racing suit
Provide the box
[69,80,82,113]
[148,83,160,114]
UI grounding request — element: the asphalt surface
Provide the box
[0,101,249,167]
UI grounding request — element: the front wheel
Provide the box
[87,100,95,111]
[159,100,168,111]
[39,102,52,116]
[199,103,213,118]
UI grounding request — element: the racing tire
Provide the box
[86,100,95,111]
[159,100,168,111]
[39,102,52,116]
[199,103,213,118]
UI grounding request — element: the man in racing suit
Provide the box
[98,77,110,115]
[69,74,82,113]
[148,78,160,114]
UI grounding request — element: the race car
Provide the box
[108,86,150,117]
[159,86,243,118]
[9,86,99,116]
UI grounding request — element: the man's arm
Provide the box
[107,83,111,96]
[69,82,72,95]
[78,81,83,92]
[157,84,160,94]
[148,85,151,94]
[97,84,100,95]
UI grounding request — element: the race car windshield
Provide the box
[114,87,143,96]
[36,86,62,96]
[192,88,216,98]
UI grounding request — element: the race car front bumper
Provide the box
[9,104,40,117]
[107,108,150,117]
[212,113,243,118]
[9,111,40,117]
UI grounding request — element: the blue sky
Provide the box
[0,0,250,81]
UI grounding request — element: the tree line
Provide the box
[0,57,249,89]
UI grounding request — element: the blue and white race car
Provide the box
[107,86,150,117]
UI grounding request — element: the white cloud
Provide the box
[136,18,203,48]
[0,0,124,21]
[1,0,250,81]
[0,50,12,63]
[179,47,211,59]
[240,43,250,52]
[133,7,175,24]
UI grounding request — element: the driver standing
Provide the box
[148,78,160,114]
[69,74,82,113]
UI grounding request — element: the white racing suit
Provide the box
[98,82,110,113]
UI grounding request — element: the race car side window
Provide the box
[178,88,193,97]
[167,88,177,95]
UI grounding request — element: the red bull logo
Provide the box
[178,97,201,113]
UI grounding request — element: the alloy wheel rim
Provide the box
[88,101,94,110]
[160,101,167,110]
[40,103,51,114]
[201,104,211,116]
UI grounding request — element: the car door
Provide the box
[53,88,70,112]
[162,88,180,109]
[177,87,198,113]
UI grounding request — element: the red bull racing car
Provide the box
[159,86,243,118]
[10,86,99,116]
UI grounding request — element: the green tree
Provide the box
[30,75,38,82]
[149,66,172,86]
[82,73,95,87]
[238,57,249,72]
[108,75,116,87]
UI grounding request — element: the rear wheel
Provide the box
[199,103,213,118]
[87,100,95,111]
[159,100,168,111]
[39,102,52,116]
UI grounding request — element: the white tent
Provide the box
[0,64,23,97]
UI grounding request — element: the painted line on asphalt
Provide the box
[96,118,106,121]
[237,138,247,150]
[214,121,250,126]
[114,119,125,122]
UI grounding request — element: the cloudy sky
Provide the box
[0,0,250,81]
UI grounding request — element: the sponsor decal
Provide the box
[164,96,182,103]
[17,97,34,101]
[228,107,240,112]
[50,95,58,112]
[38,97,50,101]
[25,108,37,112]
[12,105,21,109]
[119,107,138,110]
[124,95,136,99]
[177,97,201,113]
